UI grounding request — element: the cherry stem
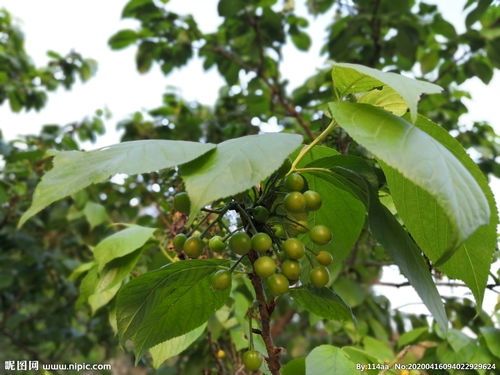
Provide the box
[289,119,338,174]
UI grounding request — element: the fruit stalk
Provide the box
[289,119,337,174]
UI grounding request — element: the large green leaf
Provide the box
[289,286,352,321]
[19,140,215,227]
[368,199,448,332]
[332,62,442,121]
[181,133,302,221]
[382,115,498,306]
[329,102,490,256]
[150,324,207,368]
[306,345,358,375]
[93,225,156,271]
[116,259,230,358]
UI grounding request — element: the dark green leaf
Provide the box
[368,199,448,332]
[108,29,138,50]
[282,357,306,375]
[116,259,230,357]
[290,286,353,321]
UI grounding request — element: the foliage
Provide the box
[0,9,97,112]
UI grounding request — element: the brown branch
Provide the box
[248,251,282,375]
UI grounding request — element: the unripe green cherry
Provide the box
[229,232,252,255]
[173,233,187,251]
[273,224,285,238]
[284,192,306,213]
[212,270,231,290]
[253,206,269,223]
[268,274,289,296]
[309,225,332,245]
[284,173,305,191]
[242,350,262,371]
[254,256,276,278]
[251,232,272,253]
[183,236,203,258]
[281,259,301,281]
[209,236,226,252]
[173,192,190,214]
[303,190,322,211]
[283,238,305,259]
[316,250,333,266]
[310,265,330,287]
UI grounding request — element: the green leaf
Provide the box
[480,327,500,358]
[305,345,358,375]
[217,0,246,17]
[290,286,353,321]
[89,249,144,314]
[181,133,302,222]
[83,201,109,229]
[76,266,99,308]
[363,337,393,361]
[68,261,95,281]
[116,259,230,358]
[93,225,156,271]
[358,86,408,116]
[381,115,497,306]
[150,324,207,368]
[329,102,490,256]
[19,140,215,227]
[465,0,493,27]
[368,199,448,332]
[108,29,138,50]
[332,62,442,121]
[291,31,312,51]
[397,327,428,347]
[282,357,306,375]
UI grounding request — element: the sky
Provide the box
[0,0,498,316]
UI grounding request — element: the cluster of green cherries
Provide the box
[171,172,333,372]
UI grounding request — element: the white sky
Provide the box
[0,0,498,317]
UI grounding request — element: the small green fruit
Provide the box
[309,225,332,245]
[253,206,270,223]
[212,270,232,290]
[281,260,301,281]
[173,192,190,214]
[173,233,187,251]
[310,265,330,287]
[283,238,305,259]
[242,350,262,371]
[284,192,306,213]
[254,256,276,278]
[268,274,289,295]
[229,232,252,255]
[303,190,322,211]
[209,236,226,252]
[284,173,305,191]
[251,233,272,253]
[183,236,203,258]
[316,250,333,266]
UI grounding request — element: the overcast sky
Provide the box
[0,0,498,315]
